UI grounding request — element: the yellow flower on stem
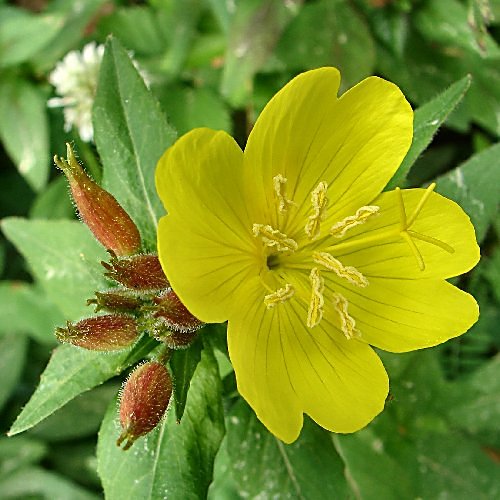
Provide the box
[155,68,480,443]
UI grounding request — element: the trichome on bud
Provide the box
[87,289,143,313]
[54,143,142,256]
[56,314,139,351]
[117,361,172,450]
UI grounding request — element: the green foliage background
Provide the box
[0,0,499,498]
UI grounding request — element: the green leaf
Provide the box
[435,142,500,243]
[0,436,47,478]
[225,400,349,498]
[29,176,75,220]
[170,337,202,422]
[0,466,99,500]
[0,334,28,412]
[0,6,63,68]
[275,0,375,90]
[93,37,177,251]
[386,75,471,190]
[8,336,157,436]
[97,338,225,500]
[0,76,49,191]
[0,282,63,344]
[1,218,108,319]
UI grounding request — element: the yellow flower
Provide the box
[155,68,480,443]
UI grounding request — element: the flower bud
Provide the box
[152,289,204,334]
[158,330,198,350]
[117,361,172,450]
[54,143,141,256]
[102,253,169,290]
[56,314,139,351]
[87,289,143,313]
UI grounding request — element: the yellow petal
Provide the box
[228,273,389,442]
[156,128,258,323]
[330,189,480,279]
[326,275,479,353]
[243,68,413,238]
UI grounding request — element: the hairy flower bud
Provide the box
[56,314,139,351]
[102,253,169,290]
[54,143,141,256]
[87,289,143,313]
[152,289,204,334]
[117,361,172,450]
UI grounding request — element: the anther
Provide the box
[313,252,369,287]
[273,174,295,214]
[264,284,295,309]
[305,181,328,239]
[253,224,298,252]
[332,292,360,340]
[307,267,324,328]
[330,206,380,238]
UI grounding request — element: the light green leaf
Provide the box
[0,77,49,191]
[29,176,75,220]
[0,282,63,344]
[1,218,108,319]
[0,6,63,67]
[8,336,157,436]
[0,466,99,500]
[225,401,349,499]
[435,142,500,243]
[387,75,471,190]
[0,334,28,412]
[97,338,224,500]
[0,436,47,478]
[93,37,176,251]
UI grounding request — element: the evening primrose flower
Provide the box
[155,68,479,443]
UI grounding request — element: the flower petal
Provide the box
[243,68,413,238]
[156,128,258,323]
[325,275,479,353]
[228,274,389,442]
[330,189,480,280]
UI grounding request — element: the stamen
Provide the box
[253,224,298,252]
[305,181,328,239]
[307,268,324,328]
[313,252,369,288]
[273,174,295,213]
[332,293,360,340]
[264,284,294,309]
[330,205,380,238]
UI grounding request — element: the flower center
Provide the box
[252,176,455,339]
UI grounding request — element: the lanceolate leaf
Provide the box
[93,37,176,251]
[97,338,225,500]
[386,75,471,190]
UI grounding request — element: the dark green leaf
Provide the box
[29,176,75,220]
[0,436,47,478]
[387,75,471,189]
[0,334,28,411]
[1,218,108,319]
[97,338,225,500]
[93,37,176,251]
[226,400,349,499]
[435,142,500,243]
[0,77,49,191]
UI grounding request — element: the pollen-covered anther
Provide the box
[264,284,295,309]
[273,174,295,213]
[305,181,328,239]
[313,252,369,288]
[333,292,360,340]
[307,267,324,328]
[330,205,380,238]
[253,224,298,252]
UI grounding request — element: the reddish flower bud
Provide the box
[152,289,204,334]
[54,143,141,256]
[102,253,169,290]
[56,314,139,351]
[159,330,198,350]
[87,289,143,313]
[117,361,172,450]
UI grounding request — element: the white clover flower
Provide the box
[48,42,104,142]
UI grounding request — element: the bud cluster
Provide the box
[53,145,205,449]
